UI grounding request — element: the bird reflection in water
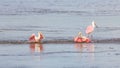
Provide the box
[30,43,43,53]
[75,43,95,61]
[75,43,94,52]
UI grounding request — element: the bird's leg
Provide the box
[90,35,93,39]
[87,34,90,38]
[87,34,93,39]
[89,33,93,38]
[87,34,89,37]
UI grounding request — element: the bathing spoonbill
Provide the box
[29,32,44,43]
[74,32,91,43]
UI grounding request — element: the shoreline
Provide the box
[0,38,120,44]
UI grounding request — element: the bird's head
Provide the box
[78,32,82,37]
[38,32,45,39]
[92,21,98,28]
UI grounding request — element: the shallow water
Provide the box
[0,15,120,44]
[0,10,120,68]
[0,43,120,68]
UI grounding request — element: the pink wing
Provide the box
[86,25,94,34]
[74,37,82,43]
[29,34,35,41]
[40,33,44,40]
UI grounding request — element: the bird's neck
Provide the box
[38,33,40,38]
[35,33,40,40]
[35,36,39,41]
[38,33,44,39]
[92,23,95,28]
[78,34,83,38]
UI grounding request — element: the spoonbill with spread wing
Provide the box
[29,32,44,43]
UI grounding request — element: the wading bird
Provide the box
[86,21,97,37]
[29,32,44,43]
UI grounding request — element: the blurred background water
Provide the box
[0,15,120,43]
[0,0,120,16]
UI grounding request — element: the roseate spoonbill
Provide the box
[29,32,44,43]
[74,32,91,43]
[86,21,97,37]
